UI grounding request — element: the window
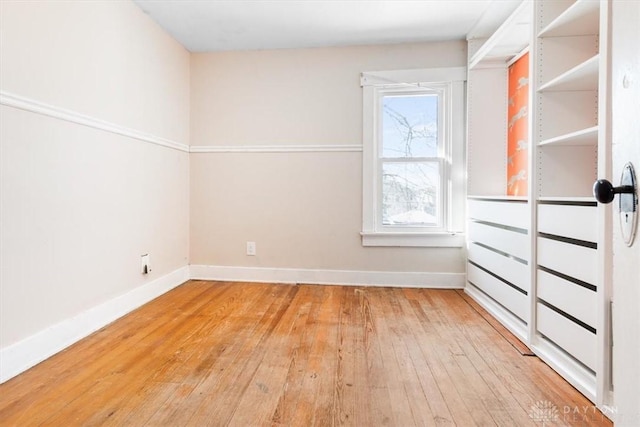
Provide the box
[361,68,466,247]
[380,88,443,229]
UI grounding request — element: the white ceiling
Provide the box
[133,0,522,52]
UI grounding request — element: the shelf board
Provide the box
[469,2,531,70]
[538,126,598,146]
[538,54,599,92]
[468,195,528,202]
[538,0,600,38]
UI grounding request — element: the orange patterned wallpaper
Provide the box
[507,52,529,196]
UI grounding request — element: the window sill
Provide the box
[360,232,465,248]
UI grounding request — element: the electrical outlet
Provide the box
[141,254,150,274]
[246,241,256,256]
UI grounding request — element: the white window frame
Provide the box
[361,67,466,247]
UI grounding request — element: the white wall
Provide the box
[190,42,467,276]
[0,0,190,369]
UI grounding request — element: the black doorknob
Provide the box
[593,179,635,204]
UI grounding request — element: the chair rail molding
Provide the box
[0,91,189,152]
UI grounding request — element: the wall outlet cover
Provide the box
[141,254,150,274]
[246,242,256,256]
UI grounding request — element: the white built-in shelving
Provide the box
[538,54,599,92]
[537,0,600,37]
[466,1,533,197]
[538,125,598,146]
[536,0,600,199]
[466,0,612,414]
[532,0,609,407]
[465,0,533,346]
[469,1,532,70]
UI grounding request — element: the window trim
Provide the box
[361,67,466,248]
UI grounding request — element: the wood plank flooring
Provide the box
[0,281,612,426]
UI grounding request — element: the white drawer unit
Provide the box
[468,198,529,229]
[466,198,530,331]
[537,268,597,329]
[468,242,529,293]
[537,236,597,286]
[538,201,598,243]
[536,200,598,289]
[467,262,529,322]
[537,302,597,372]
[535,199,600,396]
[468,221,529,261]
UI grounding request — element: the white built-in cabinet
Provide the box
[465,0,612,411]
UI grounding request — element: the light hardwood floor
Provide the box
[0,281,612,426]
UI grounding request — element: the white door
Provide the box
[610,1,640,423]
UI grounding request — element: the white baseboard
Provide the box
[0,266,189,384]
[464,283,529,343]
[531,337,597,403]
[0,264,462,384]
[189,265,465,288]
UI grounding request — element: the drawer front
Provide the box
[469,221,529,261]
[468,199,529,229]
[537,302,596,371]
[468,262,528,321]
[538,203,597,243]
[537,269,597,328]
[537,237,596,286]
[468,243,529,293]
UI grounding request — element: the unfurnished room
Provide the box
[1,0,639,425]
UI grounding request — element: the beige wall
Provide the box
[191,42,465,147]
[190,42,467,272]
[1,5,467,354]
[0,0,190,143]
[0,1,190,347]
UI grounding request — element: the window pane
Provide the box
[382,94,438,158]
[382,162,439,226]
